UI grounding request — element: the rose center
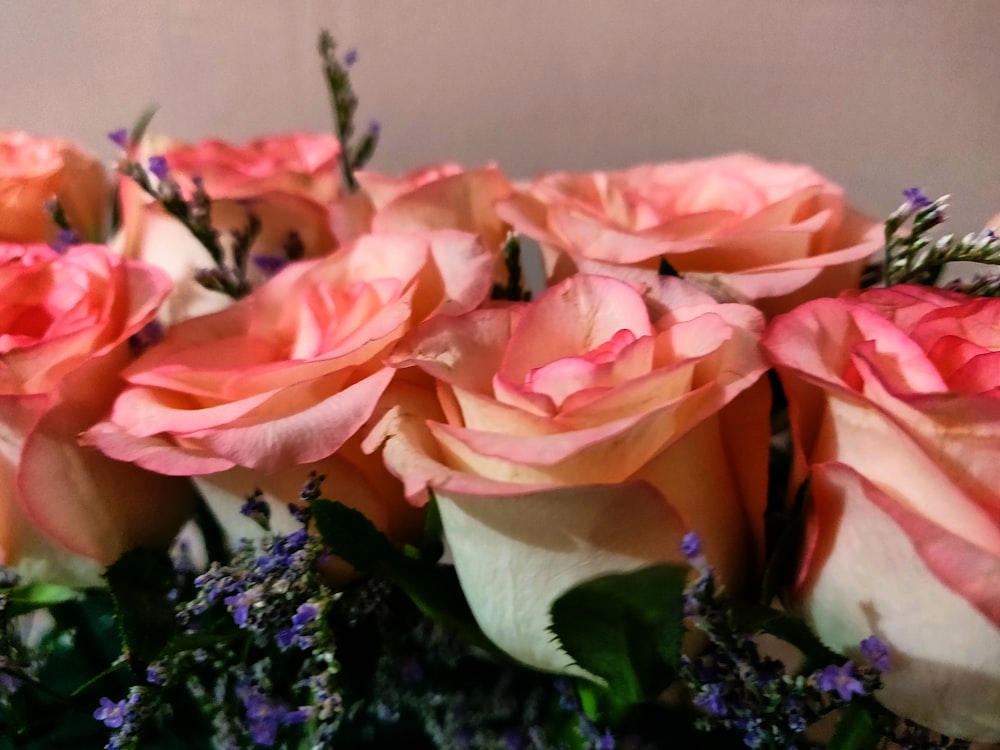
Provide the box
[522,328,641,409]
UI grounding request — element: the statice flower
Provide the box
[679,533,886,748]
[93,688,152,750]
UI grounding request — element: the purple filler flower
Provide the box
[107,128,128,149]
[94,697,128,729]
[147,155,169,182]
[860,635,891,672]
[253,255,290,279]
[291,601,321,629]
[680,531,702,560]
[902,187,932,210]
[815,661,866,702]
[693,682,728,716]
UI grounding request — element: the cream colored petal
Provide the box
[436,482,685,674]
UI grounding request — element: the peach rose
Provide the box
[356,163,513,254]
[367,272,771,672]
[86,230,494,542]
[0,132,108,244]
[764,285,1000,742]
[497,153,881,317]
[117,134,344,325]
[160,133,341,203]
[0,243,192,583]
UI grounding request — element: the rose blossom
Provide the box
[356,163,513,254]
[86,230,494,542]
[160,133,342,203]
[366,272,771,672]
[0,243,192,583]
[117,134,344,324]
[0,132,108,244]
[764,285,1000,742]
[497,153,881,317]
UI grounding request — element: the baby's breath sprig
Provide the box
[883,188,1000,289]
[318,30,380,193]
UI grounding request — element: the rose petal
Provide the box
[435,481,686,673]
[800,463,1000,742]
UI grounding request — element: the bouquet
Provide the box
[1,31,998,750]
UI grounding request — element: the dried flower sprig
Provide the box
[883,188,1000,289]
[318,30,380,193]
[680,532,886,750]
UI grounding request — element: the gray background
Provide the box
[2,0,998,228]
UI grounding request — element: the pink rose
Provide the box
[367,273,771,672]
[87,231,494,542]
[0,132,108,244]
[117,134,343,324]
[497,153,880,316]
[0,243,192,582]
[764,285,1000,742]
[356,163,513,254]
[160,133,342,203]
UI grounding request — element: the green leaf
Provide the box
[729,602,841,672]
[312,500,497,654]
[103,548,176,671]
[128,105,159,147]
[549,564,688,712]
[827,702,880,750]
[5,582,79,617]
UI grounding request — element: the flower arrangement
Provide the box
[1,31,998,750]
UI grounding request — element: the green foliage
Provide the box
[883,192,1000,290]
[311,499,496,654]
[548,564,688,715]
[827,702,880,750]
[4,583,78,618]
[103,548,176,671]
[318,29,378,192]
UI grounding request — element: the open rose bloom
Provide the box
[87,230,494,542]
[356,163,513,255]
[117,134,348,325]
[0,243,193,583]
[765,285,1000,742]
[498,153,881,317]
[0,132,107,244]
[368,272,771,672]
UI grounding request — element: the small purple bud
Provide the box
[51,229,78,254]
[276,629,295,649]
[693,683,728,716]
[860,635,891,672]
[145,665,166,686]
[902,187,931,210]
[368,119,382,137]
[108,128,129,149]
[94,697,128,729]
[253,255,289,278]
[815,661,866,702]
[291,601,321,628]
[343,48,358,67]
[147,155,169,182]
[680,531,702,560]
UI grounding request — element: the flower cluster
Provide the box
[3,30,1000,750]
[681,533,886,749]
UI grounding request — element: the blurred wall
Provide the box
[1,0,998,227]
